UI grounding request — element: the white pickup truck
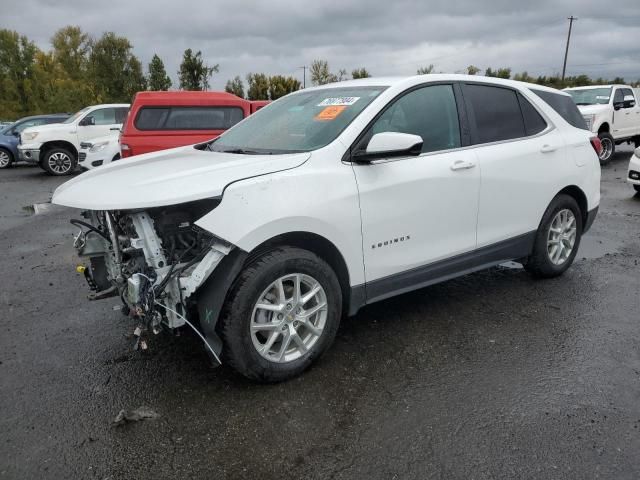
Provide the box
[564,85,640,163]
[18,103,129,175]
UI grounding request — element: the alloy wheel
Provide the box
[599,137,613,162]
[0,150,10,168]
[250,273,328,363]
[48,152,72,174]
[547,209,577,265]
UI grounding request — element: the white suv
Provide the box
[19,104,129,175]
[53,75,601,381]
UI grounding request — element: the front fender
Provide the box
[195,158,365,286]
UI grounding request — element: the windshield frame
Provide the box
[565,87,612,106]
[62,107,91,124]
[209,86,389,155]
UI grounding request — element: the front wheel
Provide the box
[42,147,76,175]
[219,247,342,382]
[0,148,13,169]
[524,194,583,278]
[597,132,615,164]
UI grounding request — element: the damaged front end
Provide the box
[72,198,231,363]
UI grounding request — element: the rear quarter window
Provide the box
[134,106,244,131]
[531,89,588,130]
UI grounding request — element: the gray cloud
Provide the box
[3,0,639,90]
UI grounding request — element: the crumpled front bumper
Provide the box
[17,144,41,163]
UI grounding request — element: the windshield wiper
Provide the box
[219,148,268,155]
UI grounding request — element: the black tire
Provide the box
[634,185,640,194]
[524,194,583,279]
[0,147,13,169]
[597,132,615,164]
[42,147,76,176]
[219,246,342,382]
[634,137,640,149]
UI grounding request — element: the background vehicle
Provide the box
[0,113,69,169]
[18,104,129,175]
[565,85,640,163]
[628,147,640,193]
[53,75,600,382]
[120,91,268,158]
[78,133,121,170]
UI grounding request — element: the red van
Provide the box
[120,91,267,158]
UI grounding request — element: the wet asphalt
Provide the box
[1,148,639,480]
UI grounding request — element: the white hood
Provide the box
[52,145,310,210]
[576,104,609,115]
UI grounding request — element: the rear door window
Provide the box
[517,93,547,136]
[463,84,525,143]
[530,89,588,130]
[135,107,244,131]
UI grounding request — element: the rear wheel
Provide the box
[0,148,13,169]
[219,247,342,382]
[597,132,615,164]
[42,147,76,175]
[524,194,583,278]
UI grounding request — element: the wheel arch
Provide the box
[556,185,588,226]
[41,140,78,161]
[248,231,353,316]
[597,122,610,134]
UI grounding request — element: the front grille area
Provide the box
[629,170,640,181]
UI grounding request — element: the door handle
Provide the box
[450,160,476,171]
[540,144,557,153]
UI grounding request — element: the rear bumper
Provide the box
[584,206,599,234]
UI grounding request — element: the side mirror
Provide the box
[613,102,623,111]
[12,130,19,137]
[623,95,636,108]
[79,116,95,126]
[353,132,423,162]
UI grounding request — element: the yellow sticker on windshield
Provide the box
[315,105,346,121]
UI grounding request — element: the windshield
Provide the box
[211,86,387,154]
[63,107,91,124]
[565,87,612,105]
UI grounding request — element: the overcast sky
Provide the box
[3,0,640,90]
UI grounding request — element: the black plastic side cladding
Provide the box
[195,248,248,362]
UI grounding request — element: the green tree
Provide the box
[352,67,371,79]
[246,73,270,100]
[485,67,511,79]
[268,75,301,100]
[225,75,245,98]
[513,71,535,83]
[466,65,480,75]
[178,48,218,91]
[417,64,435,75]
[89,32,146,102]
[51,26,90,81]
[147,54,171,91]
[0,29,39,119]
[310,59,332,85]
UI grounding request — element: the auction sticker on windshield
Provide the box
[317,97,360,106]
[315,106,346,121]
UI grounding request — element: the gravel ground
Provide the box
[1,147,639,480]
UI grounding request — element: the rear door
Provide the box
[461,83,564,248]
[352,83,480,295]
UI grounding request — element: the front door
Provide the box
[351,84,480,299]
[78,107,126,142]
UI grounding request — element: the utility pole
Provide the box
[300,65,306,88]
[561,16,577,82]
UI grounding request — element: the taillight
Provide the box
[590,136,602,156]
[121,143,132,158]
